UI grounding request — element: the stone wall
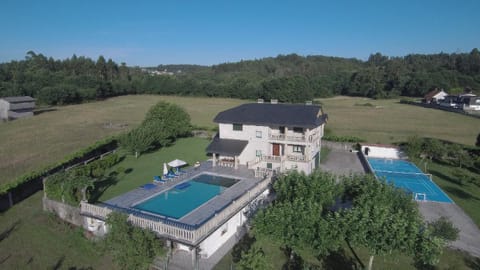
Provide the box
[322,141,355,151]
[42,196,84,227]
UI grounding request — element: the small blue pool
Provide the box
[367,158,453,203]
[134,174,238,219]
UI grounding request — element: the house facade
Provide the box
[423,89,448,104]
[461,95,480,111]
[206,100,328,176]
[0,96,35,120]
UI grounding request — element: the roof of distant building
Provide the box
[1,96,35,103]
[206,136,248,156]
[213,103,327,128]
[424,89,447,100]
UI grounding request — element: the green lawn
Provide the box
[0,192,115,270]
[317,96,479,146]
[95,137,210,202]
[2,95,478,187]
[0,95,245,186]
[425,161,480,227]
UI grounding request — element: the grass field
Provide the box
[2,95,478,187]
[96,137,210,202]
[425,161,480,227]
[317,96,480,146]
[0,95,244,186]
[0,192,115,270]
[1,95,479,270]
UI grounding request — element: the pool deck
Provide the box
[104,161,262,226]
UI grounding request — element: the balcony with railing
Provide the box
[269,133,306,143]
[268,133,320,144]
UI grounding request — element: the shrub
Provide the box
[45,171,95,205]
[105,212,165,270]
[0,137,117,195]
[428,217,459,242]
[323,134,365,143]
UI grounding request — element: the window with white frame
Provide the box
[256,130,262,138]
[293,145,303,153]
[256,150,262,157]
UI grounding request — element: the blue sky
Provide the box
[1,0,479,66]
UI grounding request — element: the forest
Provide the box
[0,49,479,104]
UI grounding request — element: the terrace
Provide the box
[81,160,271,246]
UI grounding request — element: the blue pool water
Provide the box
[134,174,238,219]
[367,158,453,203]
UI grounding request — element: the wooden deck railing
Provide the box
[80,176,272,245]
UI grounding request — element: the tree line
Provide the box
[1,49,479,104]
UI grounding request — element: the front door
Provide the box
[272,144,280,156]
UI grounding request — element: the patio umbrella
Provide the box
[163,163,168,176]
[168,159,187,168]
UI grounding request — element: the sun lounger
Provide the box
[153,176,167,183]
[167,170,179,178]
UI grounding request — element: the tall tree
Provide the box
[340,175,430,270]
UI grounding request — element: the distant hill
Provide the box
[0,49,479,104]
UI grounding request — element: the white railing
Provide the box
[246,155,281,169]
[254,167,279,178]
[260,155,282,162]
[269,133,320,143]
[269,133,306,142]
[80,176,272,245]
[246,158,260,169]
[286,155,308,162]
[217,160,235,168]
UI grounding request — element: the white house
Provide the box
[206,100,328,176]
[461,95,480,111]
[0,96,35,120]
[423,89,448,104]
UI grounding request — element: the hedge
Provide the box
[323,134,366,143]
[0,136,118,195]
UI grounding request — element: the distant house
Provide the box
[0,96,36,120]
[438,95,459,108]
[423,89,448,104]
[460,95,480,111]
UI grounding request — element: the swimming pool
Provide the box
[367,158,453,203]
[134,174,238,219]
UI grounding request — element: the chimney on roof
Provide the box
[257,98,264,103]
[305,100,312,105]
[271,99,278,104]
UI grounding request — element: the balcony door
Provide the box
[272,143,280,156]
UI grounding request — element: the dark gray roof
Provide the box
[213,103,327,128]
[1,96,35,103]
[206,136,248,156]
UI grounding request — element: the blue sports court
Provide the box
[367,157,453,203]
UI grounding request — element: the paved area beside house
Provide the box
[418,202,480,258]
[319,149,366,175]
